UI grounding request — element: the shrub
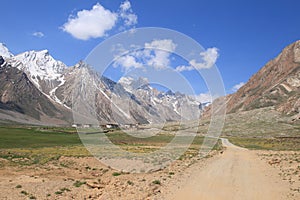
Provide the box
[152,180,161,185]
[127,180,134,185]
[112,172,121,176]
[73,180,86,187]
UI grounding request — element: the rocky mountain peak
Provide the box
[293,40,300,63]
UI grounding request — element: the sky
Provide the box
[1,0,300,101]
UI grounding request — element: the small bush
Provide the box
[112,172,121,176]
[152,180,161,185]
[15,184,22,188]
[55,191,63,195]
[127,180,134,185]
[60,187,71,192]
[73,180,86,187]
[20,190,28,195]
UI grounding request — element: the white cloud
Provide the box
[146,50,171,69]
[175,47,219,72]
[32,32,44,38]
[198,47,219,68]
[144,39,177,52]
[120,0,131,11]
[123,13,138,26]
[119,0,138,27]
[113,55,143,71]
[232,82,245,92]
[113,39,177,71]
[62,1,138,40]
[144,39,177,69]
[176,65,194,72]
[62,3,118,40]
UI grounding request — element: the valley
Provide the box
[0,15,299,200]
[0,125,299,199]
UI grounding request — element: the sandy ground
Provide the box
[161,139,293,200]
[0,151,217,200]
[0,140,299,199]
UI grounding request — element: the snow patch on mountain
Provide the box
[118,76,135,93]
[49,76,70,109]
[172,101,179,114]
[119,76,150,93]
[0,43,13,58]
[13,50,67,82]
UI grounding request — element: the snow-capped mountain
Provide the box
[118,76,202,122]
[6,50,68,107]
[11,50,66,89]
[12,50,66,81]
[0,43,13,58]
[0,56,72,125]
[0,44,203,125]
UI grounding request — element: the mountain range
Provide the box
[0,44,202,126]
[1,40,299,126]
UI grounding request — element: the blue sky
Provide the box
[1,0,300,98]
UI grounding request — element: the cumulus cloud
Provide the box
[145,39,177,69]
[32,32,44,38]
[231,82,245,92]
[175,47,219,72]
[62,1,138,40]
[120,0,131,11]
[113,39,177,71]
[119,0,138,27]
[62,3,118,40]
[113,55,143,71]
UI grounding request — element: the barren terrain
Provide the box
[1,137,299,199]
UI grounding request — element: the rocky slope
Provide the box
[203,40,300,122]
[227,40,300,117]
[0,60,71,125]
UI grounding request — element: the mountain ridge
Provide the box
[204,40,300,122]
[0,44,202,125]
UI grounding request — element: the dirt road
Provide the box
[164,138,290,200]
